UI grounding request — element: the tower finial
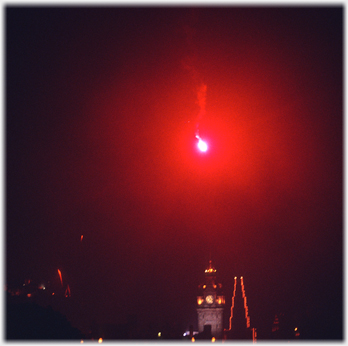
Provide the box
[205,260,216,274]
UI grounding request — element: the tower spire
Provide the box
[197,261,225,339]
[205,260,216,275]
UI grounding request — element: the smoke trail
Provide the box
[180,12,208,141]
[195,83,207,137]
[181,59,207,137]
[197,83,207,112]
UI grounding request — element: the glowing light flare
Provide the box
[197,138,208,152]
[195,133,208,152]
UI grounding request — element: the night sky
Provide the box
[6,5,343,339]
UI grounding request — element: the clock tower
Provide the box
[197,261,225,338]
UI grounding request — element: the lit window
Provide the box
[197,297,204,305]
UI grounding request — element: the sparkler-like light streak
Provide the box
[241,276,251,328]
[229,276,237,330]
[229,277,251,330]
[65,284,71,298]
[57,269,63,286]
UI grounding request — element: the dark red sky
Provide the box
[6,6,342,338]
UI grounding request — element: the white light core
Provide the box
[197,138,208,152]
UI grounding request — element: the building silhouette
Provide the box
[196,261,225,339]
[195,261,257,341]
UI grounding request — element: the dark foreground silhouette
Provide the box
[6,299,83,340]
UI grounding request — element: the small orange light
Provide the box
[211,337,216,342]
[27,293,32,297]
[98,338,103,343]
[191,337,195,342]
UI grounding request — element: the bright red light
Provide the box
[197,138,208,152]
